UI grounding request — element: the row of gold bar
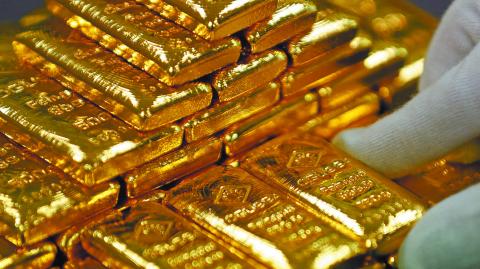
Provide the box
[0,0,458,268]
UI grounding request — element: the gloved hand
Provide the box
[334,1,480,268]
[332,0,480,178]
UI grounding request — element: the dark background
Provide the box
[0,0,454,22]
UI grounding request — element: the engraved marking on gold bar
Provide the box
[81,200,259,268]
[224,93,319,157]
[0,238,57,268]
[14,25,212,131]
[241,132,425,248]
[46,0,242,85]
[135,0,277,40]
[0,70,183,186]
[184,81,281,143]
[126,138,222,198]
[246,0,318,53]
[0,134,120,246]
[213,50,288,102]
[168,166,364,269]
[281,34,372,97]
[287,10,358,66]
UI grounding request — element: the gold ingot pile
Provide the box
[3,0,476,268]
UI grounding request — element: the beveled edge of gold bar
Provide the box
[288,11,358,66]
[13,27,213,131]
[184,81,281,143]
[47,0,242,85]
[126,138,223,198]
[246,0,318,53]
[213,49,288,102]
[224,93,319,156]
[0,240,57,268]
[318,80,373,111]
[136,0,278,40]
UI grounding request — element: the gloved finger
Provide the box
[398,183,480,269]
[420,0,480,90]
[333,41,480,177]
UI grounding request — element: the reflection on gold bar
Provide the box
[0,238,56,268]
[397,161,480,206]
[327,0,377,18]
[287,10,358,66]
[64,258,106,269]
[242,131,425,249]
[213,50,288,102]
[302,93,380,140]
[14,25,212,131]
[82,199,260,268]
[379,58,423,108]
[281,35,372,97]
[0,70,183,186]
[46,0,242,85]
[224,93,318,157]
[184,82,280,143]
[136,0,277,41]
[0,134,120,246]
[126,138,223,198]
[169,166,364,269]
[246,0,317,53]
[319,80,372,111]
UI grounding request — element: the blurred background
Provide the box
[0,0,454,22]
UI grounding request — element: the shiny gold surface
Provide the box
[213,50,288,102]
[184,82,281,143]
[82,198,258,268]
[0,238,56,268]
[64,258,106,269]
[224,93,319,157]
[242,131,425,248]
[0,69,183,186]
[287,10,358,66]
[14,25,212,131]
[0,134,119,246]
[46,0,242,85]
[246,0,317,53]
[126,138,223,198]
[168,166,364,269]
[136,0,277,40]
[281,34,372,97]
[319,80,373,111]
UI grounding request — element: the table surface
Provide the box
[0,0,453,22]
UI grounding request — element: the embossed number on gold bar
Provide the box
[14,25,212,131]
[46,0,242,85]
[81,199,259,268]
[0,134,119,246]
[135,0,277,40]
[242,132,425,248]
[168,166,364,269]
[0,70,183,186]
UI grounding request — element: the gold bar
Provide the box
[46,0,242,86]
[287,10,358,66]
[168,166,364,269]
[301,93,380,140]
[64,258,106,269]
[135,0,277,41]
[81,198,261,268]
[0,70,183,186]
[281,34,372,97]
[213,50,288,102]
[319,80,373,111]
[126,138,223,198]
[0,238,56,268]
[14,25,212,131]
[184,81,281,143]
[0,134,120,246]
[241,130,425,249]
[224,93,319,157]
[246,0,318,53]
[326,0,377,18]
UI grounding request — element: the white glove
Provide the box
[332,0,480,178]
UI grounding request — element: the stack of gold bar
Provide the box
[1,0,474,268]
